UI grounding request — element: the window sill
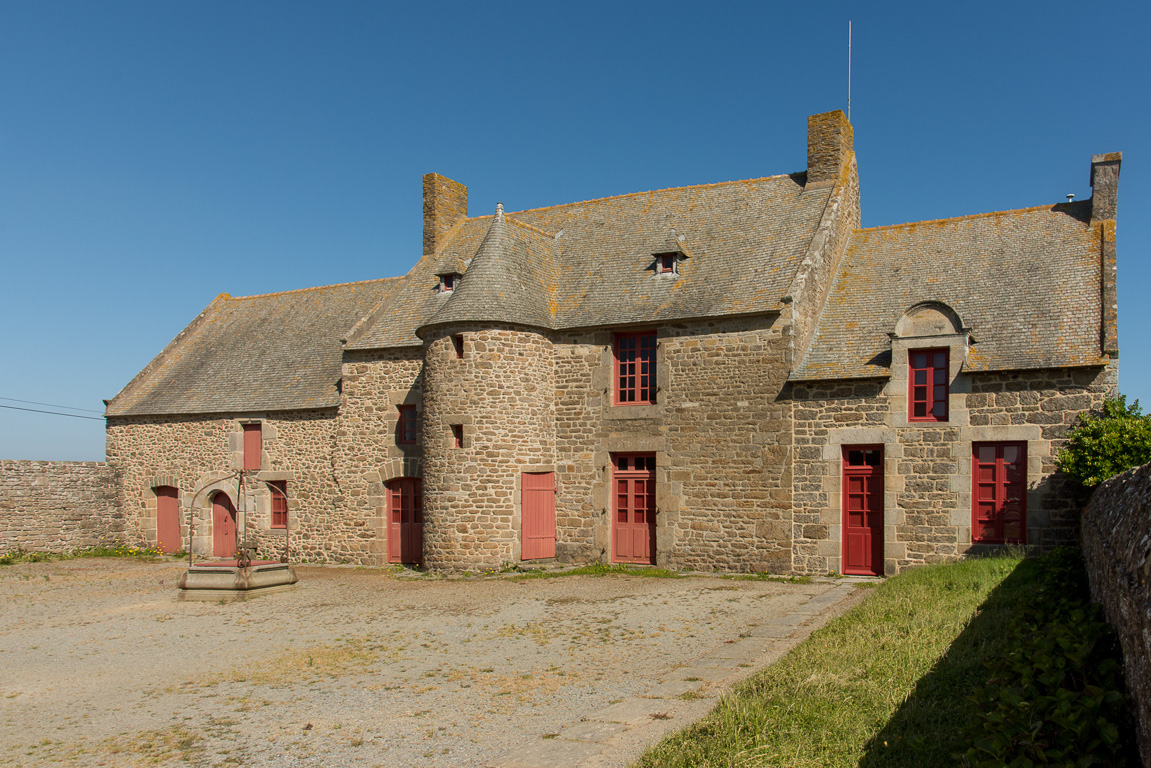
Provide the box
[606,404,661,420]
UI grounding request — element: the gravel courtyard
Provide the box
[0,559,863,768]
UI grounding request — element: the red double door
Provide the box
[613,454,656,564]
[212,493,238,557]
[973,442,1026,543]
[387,478,424,565]
[842,446,883,576]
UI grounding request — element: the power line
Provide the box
[0,404,105,421]
[0,396,104,413]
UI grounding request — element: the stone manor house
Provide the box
[104,111,1122,576]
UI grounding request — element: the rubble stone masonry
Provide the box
[1080,462,1151,766]
[792,364,1114,575]
[0,460,121,552]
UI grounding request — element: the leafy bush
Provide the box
[960,548,1135,766]
[1057,395,1151,488]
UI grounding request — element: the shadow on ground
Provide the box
[857,557,1041,768]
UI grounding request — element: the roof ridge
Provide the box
[459,173,799,221]
[231,276,401,301]
[854,204,1065,234]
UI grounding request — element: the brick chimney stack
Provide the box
[423,173,468,256]
[805,110,854,188]
[1089,152,1121,223]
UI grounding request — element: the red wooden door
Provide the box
[842,446,883,576]
[612,454,656,564]
[387,478,423,565]
[212,493,237,558]
[155,486,181,554]
[973,442,1027,543]
[522,472,556,560]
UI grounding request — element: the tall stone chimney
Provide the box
[423,173,468,256]
[1089,152,1122,223]
[806,110,854,188]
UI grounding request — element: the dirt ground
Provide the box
[0,558,852,767]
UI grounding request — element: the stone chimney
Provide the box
[1089,152,1122,223]
[806,110,854,188]
[423,173,468,256]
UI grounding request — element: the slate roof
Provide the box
[348,174,832,348]
[106,278,401,417]
[791,201,1109,380]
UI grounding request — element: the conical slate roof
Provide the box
[421,204,556,332]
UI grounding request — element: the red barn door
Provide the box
[387,478,423,565]
[842,446,883,576]
[155,486,181,554]
[612,454,656,565]
[212,493,237,558]
[522,472,556,560]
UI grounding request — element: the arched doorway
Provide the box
[154,486,181,554]
[386,477,423,565]
[212,492,238,558]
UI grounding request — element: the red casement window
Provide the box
[452,424,464,448]
[270,480,288,529]
[658,253,676,273]
[909,349,949,421]
[452,334,464,359]
[397,405,418,445]
[243,423,262,471]
[442,274,456,292]
[972,442,1027,543]
[614,331,657,405]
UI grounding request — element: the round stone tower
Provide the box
[417,204,557,571]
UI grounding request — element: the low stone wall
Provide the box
[1080,463,1151,766]
[0,460,122,552]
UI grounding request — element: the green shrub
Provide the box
[1057,395,1151,488]
[960,548,1135,766]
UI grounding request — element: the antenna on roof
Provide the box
[847,20,852,122]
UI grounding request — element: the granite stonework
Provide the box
[0,460,121,552]
[1080,463,1151,767]
[792,364,1116,575]
[95,111,1122,575]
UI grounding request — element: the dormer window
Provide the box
[439,273,459,293]
[654,252,681,275]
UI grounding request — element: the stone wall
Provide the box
[106,409,368,562]
[791,364,1114,574]
[1080,462,1151,766]
[552,315,793,573]
[0,460,121,552]
[421,325,556,570]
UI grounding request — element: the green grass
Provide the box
[507,562,685,581]
[0,544,164,566]
[633,553,1038,768]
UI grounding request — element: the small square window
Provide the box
[397,405,418,445]
[442,274,456,292]
[660,254,676,273]
[452,424,463,448]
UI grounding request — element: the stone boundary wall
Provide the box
[1080,462,1151,767]
[0,460,122,552]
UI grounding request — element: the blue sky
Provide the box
[2,1,1148,460]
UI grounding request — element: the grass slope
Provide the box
[635,554,1037,768]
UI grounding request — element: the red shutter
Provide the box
[973,442,1027,543]
[155,486,181,554]
[243,423,262,470]
[522,472,556,560]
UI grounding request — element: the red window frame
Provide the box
[396,405,418,445]
[452,334,464,359]
[658,253,676,273]
[909,348,949,422]
[452,424,463,448]
[972,442,1027,543]
[270,480,288,529]
[614,331,657,405]
[442,274,456,292]
[243,423,262,471]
